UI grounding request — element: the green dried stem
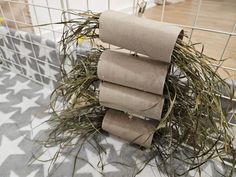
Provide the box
[40,10,236,177]
[148,38,235,176]
[47,47,104,145]
[59,11,101,76]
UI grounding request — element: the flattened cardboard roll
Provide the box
[99,10,183,63]
[99,82,164,120]
[102,109,157,148]
[98,50,169,95]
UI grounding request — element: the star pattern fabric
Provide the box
[35,87,52,100]
[9,171,20,177]
[0,67,161,177]
[23,59,40,80]
[0,64,236,177]
[0,110,16,127]
[12,96,40,114]
[7,80,31,94]
[20,115,50,139]
[0,135,25,166]
[0,76,8,85]
[14,41,33,57]
[3,49,15,62]
[0,27,60,84]
[0,91,11,103]
[4,71,17,80]
[76,148,119,176]
[0,68,55,177]
[31,146,70,177]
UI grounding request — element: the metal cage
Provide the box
[0,0,235,88]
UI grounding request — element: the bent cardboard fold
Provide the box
[99,82,164,120]
[102,109,157,148]
[99,10,183,63]
[97,50,169,95]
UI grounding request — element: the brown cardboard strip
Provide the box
[99,10,183,63]
[99,82,164,120]
[98,50,169,95]
[102,109,157,148]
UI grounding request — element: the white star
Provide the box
[100,135,126,156]
[4,71,16,80]
[8,80,31,94]
[0,135,25,166]
[0,91,11,103]
[20,115,50,139]
[9,171,19,177]
[38,41,58,61]
[202,163,213,177]
[14,31,25,39]
[0,110,16,126]
[35,87,52,100]
[8,65,21,75]
[3,49,15,61]
[77,148,119,176]
[133,157,160,177]
[15,41,32,56]
[44,60,59,81]
[23,59,39,79]
[188,169,197,177]
[48,79,57,91]
[100,148,119,173]
[0,75,8,85]
[213,160,224,174]
[135,164,159,177]
[25,169,40,177]
[32,146,69,177]
[12,95,40,113]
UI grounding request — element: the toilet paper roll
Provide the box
[99,82,164,120]
[99,10,183,63]
[102,109,157,148]
[97,50,169,95]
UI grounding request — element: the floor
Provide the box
[144,0,236,80]
[0,67,230,177]
[0,68,165,177]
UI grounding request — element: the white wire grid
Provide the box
[0,0,235,89]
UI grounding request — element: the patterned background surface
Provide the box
[1,67,227,177]
[0,27,235,177]
[0,26,61,89]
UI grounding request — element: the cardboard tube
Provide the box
[102,109,157,148]
[99,10,183,63]
[98,50,169,95]
[99,82,164,120]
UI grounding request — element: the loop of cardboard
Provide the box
[99,10,183,63]
[98,50,169,95]
[99,82,164,120]
[102,109,157,148]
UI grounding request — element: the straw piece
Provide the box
[99,82,164,120]
[102,109,157,148]
[98,50,169,95]
[99,10,183,63]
